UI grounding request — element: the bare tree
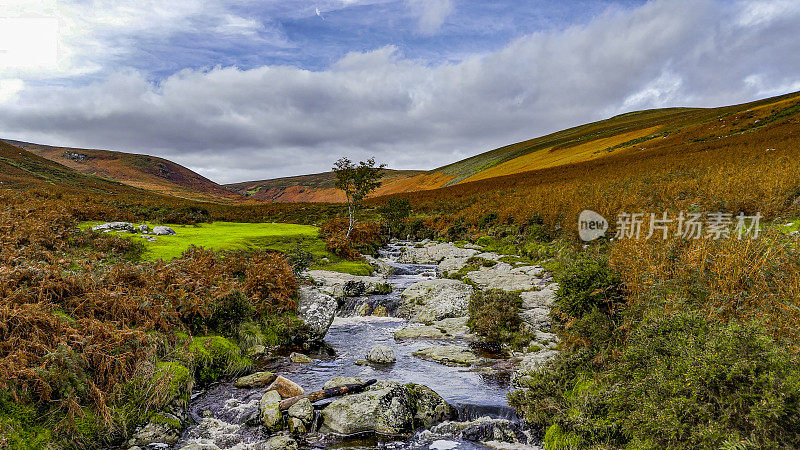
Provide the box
[333,157,385,237]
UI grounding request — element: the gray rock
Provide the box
[366,345,396,364]
[464,264,545,292]
[323,376,365,390]
[519,285,557,331]
[321,381,453,435]
[264,434,298,449]
[398,279,473,323]
[152,225,176,235]
[394,317,475,341]
[137,224,150,233]
[287,398,315,425]
[427,417,528,445]
[413,345,480,367]
[234,371,276,388]
[399,242,479,264]
[296,286,337,341]
[364,255,395,275]
[259,390,284,431]
[287,417,307,435]
[305,270,386,299]
[127,421,179,447]
[512,349,559,386]
[92,221,135,233]
[407,384,458,427]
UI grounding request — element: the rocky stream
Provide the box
[129,241,559,450]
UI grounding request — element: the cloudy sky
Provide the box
[1,0,799,183]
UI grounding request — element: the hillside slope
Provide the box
[4,140,240,201]
[237,91,800,203]
[0,140,150,195]
[227,169,426,202]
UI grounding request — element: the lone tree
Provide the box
[333,157,386,237]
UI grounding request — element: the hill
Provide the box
[0,139,144,195]
[3,139,240,201]
[226,169,425,202]
[236,91,800,203]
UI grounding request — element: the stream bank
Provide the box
[155,241,557,449]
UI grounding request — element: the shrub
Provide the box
[467,289,533,350]
[553,253,624,320]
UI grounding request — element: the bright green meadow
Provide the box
[81,221,373,275]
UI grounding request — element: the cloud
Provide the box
[0,0,799,184]
[406,0,453,35]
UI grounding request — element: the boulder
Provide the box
[426,417,528,445]
[259,390,284,431]
[306,270,386,299]
[234,371,276,389]
[512,349,558,386]
[152,225,176,235]
[519,284,557,331]
[407,384,458,427]
[323,376,364,390]
[287,398,315,425]
[92,221,135,233]
[364,255,395,276]
[413,345,480,367]
[372,305,388,317]
[266,375,305,399]
[398,279,473,323]
[264,434,298,449]
[127,421,180,447]
[366,345,396,364]
[398,242,479,264]
[296,286,337,341]
[321,381,453,435]
[178,417,243,449]
[394,317,475,341]
[287,417,307,435]
[137,224,150,233]
[463,264,545,292]
[289,352,313,363]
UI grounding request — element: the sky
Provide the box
[1,0,799,184]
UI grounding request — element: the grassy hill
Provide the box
[226,169,425,202]
[0,139,144,195]
[4,139,240,201]
[235,91,800,203]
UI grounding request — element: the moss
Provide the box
[544,423,582,450]
[148,412,182,430]
[52,309,76,322]
[375,283,393,295]
[155,361,191,403]
[0,392,53,450]
[188,335,251,384]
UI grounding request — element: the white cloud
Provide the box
[407,0,453,36]
[0,79,25,103]
[0,0,799,184]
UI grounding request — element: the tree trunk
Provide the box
[346,199,354,238]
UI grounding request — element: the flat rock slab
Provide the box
[394,317,476,341]
[398,242,479,264]
[413,345,481,367]
[306,270,387,298]
[234,371,276,388]
[398,279,473,323]
[463,264,546,292]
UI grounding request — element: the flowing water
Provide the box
[175,243,537,449]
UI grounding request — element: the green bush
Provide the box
[553,253,624,320]
[467,289,532,350]
[511,313,800,449]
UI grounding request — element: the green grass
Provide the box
[81,221,373,275]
